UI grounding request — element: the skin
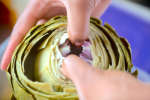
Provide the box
[62,55,150,100]
[1,0,111,70]
[1,0,150,99]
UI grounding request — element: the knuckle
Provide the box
[88,0,96,9]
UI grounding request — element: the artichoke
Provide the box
[7,16,138,100]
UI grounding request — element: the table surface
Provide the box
[101,3,150,74]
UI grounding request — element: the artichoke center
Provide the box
[59,33,92,64]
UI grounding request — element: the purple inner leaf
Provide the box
[60,40,92,64]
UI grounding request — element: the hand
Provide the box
[1,0,111,70]
[62,55,150,100]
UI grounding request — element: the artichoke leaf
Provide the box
[7,16,138,100]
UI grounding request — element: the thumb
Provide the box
[62,55,103,100]
[62,55,103,92]
[62,55,94,82]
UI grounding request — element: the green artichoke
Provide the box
[7,16,138,100]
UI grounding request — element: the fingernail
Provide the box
[60,59,65,72]
[60,59,70,79]
[74,40,84,46]
[60,67,65,75]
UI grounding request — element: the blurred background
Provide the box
[0,0,150,99]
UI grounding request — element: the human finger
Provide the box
[91,0,111,18]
